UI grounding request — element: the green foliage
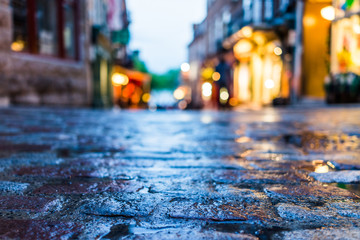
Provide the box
[151,69,180,90]
[132,57,148,73]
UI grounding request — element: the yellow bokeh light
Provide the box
[241,26,253,38]
[274,47,283,56]
[212,72,221,81]
[229,98,238,107]
[202,82,212,97]
[142,93,151,103]
[220,87,229,103]
[112,73,129,86]
[173,88,186,100]
[11,41,24,52]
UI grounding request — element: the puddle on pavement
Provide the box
[102,224,130,239]
[334,183,360,196]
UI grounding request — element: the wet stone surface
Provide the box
[0,107,360,239]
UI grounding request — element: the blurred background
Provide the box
[0,0,359,110]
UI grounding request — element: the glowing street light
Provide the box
[112,73,129,86]
[202,82,212,98]
[181,63,190,72]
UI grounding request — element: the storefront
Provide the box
[112,65,151,108]
[327,0,360,103]
[230,28,289,106]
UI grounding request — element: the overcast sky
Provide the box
[127,0,206,74]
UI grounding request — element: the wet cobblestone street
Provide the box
[1,106,360,239]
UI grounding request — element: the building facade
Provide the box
[189,0,336,107]
[0,0,90,106]
[89,0,130,108]
[327,0,360,103]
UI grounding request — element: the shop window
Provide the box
[264,0,273,20]
[63,0,76,59]
[10,0,79,60]
[11,0,28,52]
[243,0,252,23]
[36,0,58,55]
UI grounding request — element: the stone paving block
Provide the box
[212,170,310,184]
[0,142,51,152]
[0,220,82,240]
[310,171,360,183]
[80,196,156,218]
[328,201,360,219]
[0,196,59,212]
[0,181,29,194]
[123,230,259,240]
[264,185,360,203]
[168,197,276,222]
[276,203,338,222]
[329,159,360,170]
[13,166,96,178]
[33,180,143,194]
[271,228,360,240]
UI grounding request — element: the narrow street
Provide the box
[0,106,360,239]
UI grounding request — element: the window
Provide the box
[243,0,252,23]
[63,0,77,59]
[11,0,79,60]
[264,0,273,20]
[11,0,28,52]
[36,0,58,55]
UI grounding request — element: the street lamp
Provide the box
[181,63,190,72]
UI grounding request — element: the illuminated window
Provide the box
[11,0,28,52]
[11,0,79,60]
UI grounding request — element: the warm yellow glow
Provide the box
[241,26,253,38]
[212,72,221,81]
[181,63,190,72]
[142,93,151,103]
[312,159,329,173]
[321,6,335,21]
[202,67,214,79]
[220,87,229,104]
[264,79,275,89]
[173,88,186,100]
[112,73,129,86]
[236,136,251,143]
[303,16,316,27]
[354,25,360,34]
[315,165,329,173]
[229,98,238,106]
[234,40,253,55]
[274,47,283,56]
[202,82,212,97]
[11,41,25,52]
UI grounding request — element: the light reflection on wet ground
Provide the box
[0,106,360,239]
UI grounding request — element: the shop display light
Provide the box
[112,73,129,86]
[321,6,335,21]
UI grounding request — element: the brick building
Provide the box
[0,0,90,106]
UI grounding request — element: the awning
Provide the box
[113,65,151,83]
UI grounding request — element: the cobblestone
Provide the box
[0,106,360,239]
